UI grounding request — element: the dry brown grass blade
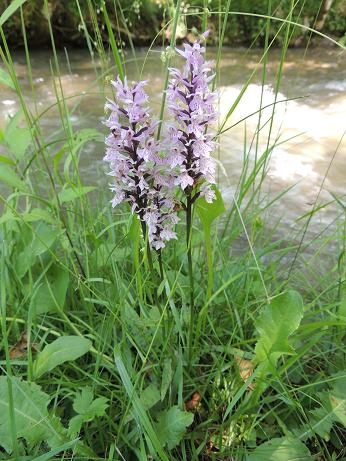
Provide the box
[9,331,38,359]
[235,355,255,391]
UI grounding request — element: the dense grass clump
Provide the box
[0,1,345,460]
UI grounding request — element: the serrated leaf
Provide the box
[72,386,108,418]
[68,387,108,437]
[30,264,69,314]
[307,404,335,440]
[0,376,65,454]
[330,373,346,426]
[247,436,312,460]
[73,386,94,414]
[33,336,91,379]
[155,406,194,450]
[298,372,346,441]
[255,290,304,364]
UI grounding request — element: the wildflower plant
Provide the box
[104,31,217,253]
[165,30,217,205]
[104,31,218,310]
[103,77,179,251]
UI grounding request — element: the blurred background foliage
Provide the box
[1,0,346,48]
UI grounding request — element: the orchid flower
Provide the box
[104,77,178,250]
[165,31,217,204]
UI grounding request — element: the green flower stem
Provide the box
[186,194,195,362]
[140,221,155,277]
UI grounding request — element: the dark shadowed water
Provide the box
[1,47,345,242]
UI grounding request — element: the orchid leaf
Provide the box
[33,336,91,379]
[195,185,226,298]
[247,436,312,461]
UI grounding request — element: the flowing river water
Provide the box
[1,47,345,244]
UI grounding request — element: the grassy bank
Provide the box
[1,0,346,460]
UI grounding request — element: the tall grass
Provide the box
[0,1,345,460]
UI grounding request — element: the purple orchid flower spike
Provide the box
[104,76,178,250]
[165,31,218,204]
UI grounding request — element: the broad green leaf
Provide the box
[306,404,335,440]
[56,186,95,204]
[15,246,36,278]
[67,415,85,440]
[297,372,346,441]
[140,383,161,411]
[14,224,59,278]
[15,222,60,278]
[247,436,312,461]
[0,164,28,192]
[0,376,66,454]
[0,0,28,26]
[5,112,31,161]
[68,387,108,437]
[30,264,69,314]
[161,358,172,401]
[31,223,60,256]
[195,185,226,227]
[195,185,226,298]
[22,208,55,224]
[155,406,194,450]
[0,210,16,225]
[33,336,91,379]
[0,68,15,90]
[255,290,304,364]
